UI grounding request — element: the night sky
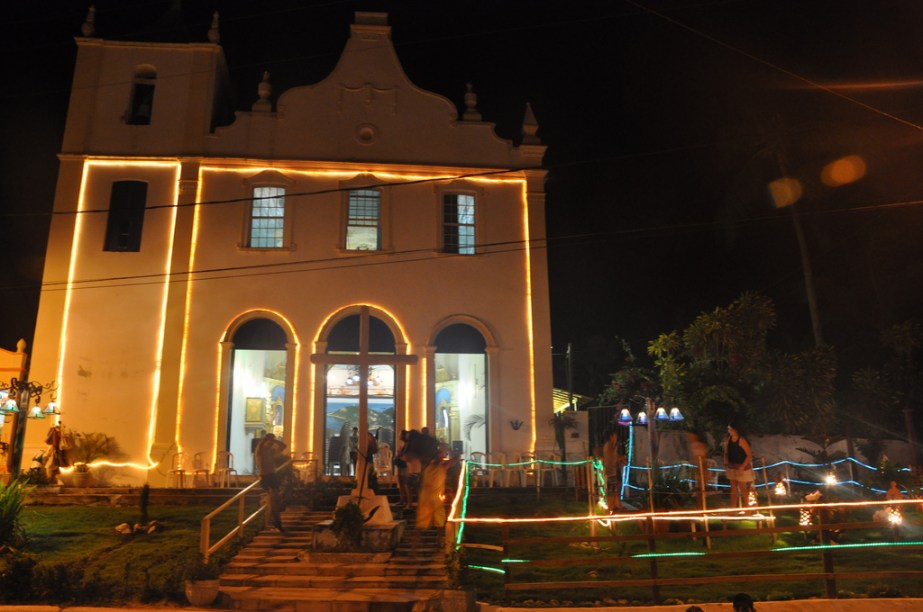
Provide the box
[2,1,922,394]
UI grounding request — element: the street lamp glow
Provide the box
[821,155,866,187]
[769,177,803,208]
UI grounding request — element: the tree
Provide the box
[596,338,659,408]
[848,320,923,468]
[647,292,836,439]
[653,292,776,440]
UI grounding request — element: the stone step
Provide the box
[220,572,448,589]
[218,509,459,611]
[218,585,459,612]
[225,562,447,577]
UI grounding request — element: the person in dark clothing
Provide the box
[732,592,756,611]
[256,433,287,534]
[724,422,754,508]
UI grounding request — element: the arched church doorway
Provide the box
[312,306,416,477]
[433,323,488,458]
[227,317,289,475]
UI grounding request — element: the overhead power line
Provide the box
[0,194,918,297]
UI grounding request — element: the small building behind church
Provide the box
[24,11,554,485]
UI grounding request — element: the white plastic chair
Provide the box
[292,452,318,483]
[513,453,540,487]
[374,443,394,486]
[468,452,491,487]
[537,450,560,486]
[191,452,211,487]
[488,452,508,487]
[214,451,239,487]
[168,452,186,488]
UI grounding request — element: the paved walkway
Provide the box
[5,600,923,611]
[480,600,923,611]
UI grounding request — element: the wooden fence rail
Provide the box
[456,499,923,604]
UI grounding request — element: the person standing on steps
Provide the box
[724,422,754,508]
[416,446,456,531]
[256,433,288,534]
[601,427,624,512]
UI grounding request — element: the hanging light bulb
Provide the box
[28,405,45,419]
[824,472,837,486]
[654,407,668,421]
[3,398,19,414]
[42,400,59,415]
[669,407,684,421]
[617,408,632,426]
[636,410,648,425]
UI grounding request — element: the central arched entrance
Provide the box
[311,306,416,476]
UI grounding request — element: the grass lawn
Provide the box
[457,491,923,607]
[2,500,262,605]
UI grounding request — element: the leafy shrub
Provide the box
[73,432,121,470]
[866,583,903,598]
[0,479,31,549]
[331,502,364,550]
[181,553,221,581]
[0,551,36,601]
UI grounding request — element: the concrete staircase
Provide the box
[217,503,471,611]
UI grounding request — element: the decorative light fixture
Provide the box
[774,480,788,497]
[748,490,758,507]
[799,507,813,526]
[887,507,902,526]
[614,399,684,513]
[0,377,59,476]
[824,472,837,486]
[1,396,18,414]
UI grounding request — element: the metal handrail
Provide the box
[200,459,291,562]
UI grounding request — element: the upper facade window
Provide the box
[249,186,286,249]
[104,180,148,252]
[127,66,156,125]
[443,193,476,254]
[346,189,381,251]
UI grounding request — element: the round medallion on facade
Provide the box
[356,123,378,145]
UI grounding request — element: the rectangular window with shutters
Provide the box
[443,193,475,254]
[249,186,286,249]
[103,180,148,252]
[346,189,380,251]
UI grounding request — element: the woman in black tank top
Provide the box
[724,423,754,507]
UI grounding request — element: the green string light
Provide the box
[773,540,923,553]
[469,564,505,575]
[632,551,707,558]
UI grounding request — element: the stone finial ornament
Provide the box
[521,102,540,145]
[207,11,220,44]
[81,5,96,37]
[462,82,482,121]
[252,71,272,112]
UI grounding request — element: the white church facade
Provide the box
[24,12,553,485]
